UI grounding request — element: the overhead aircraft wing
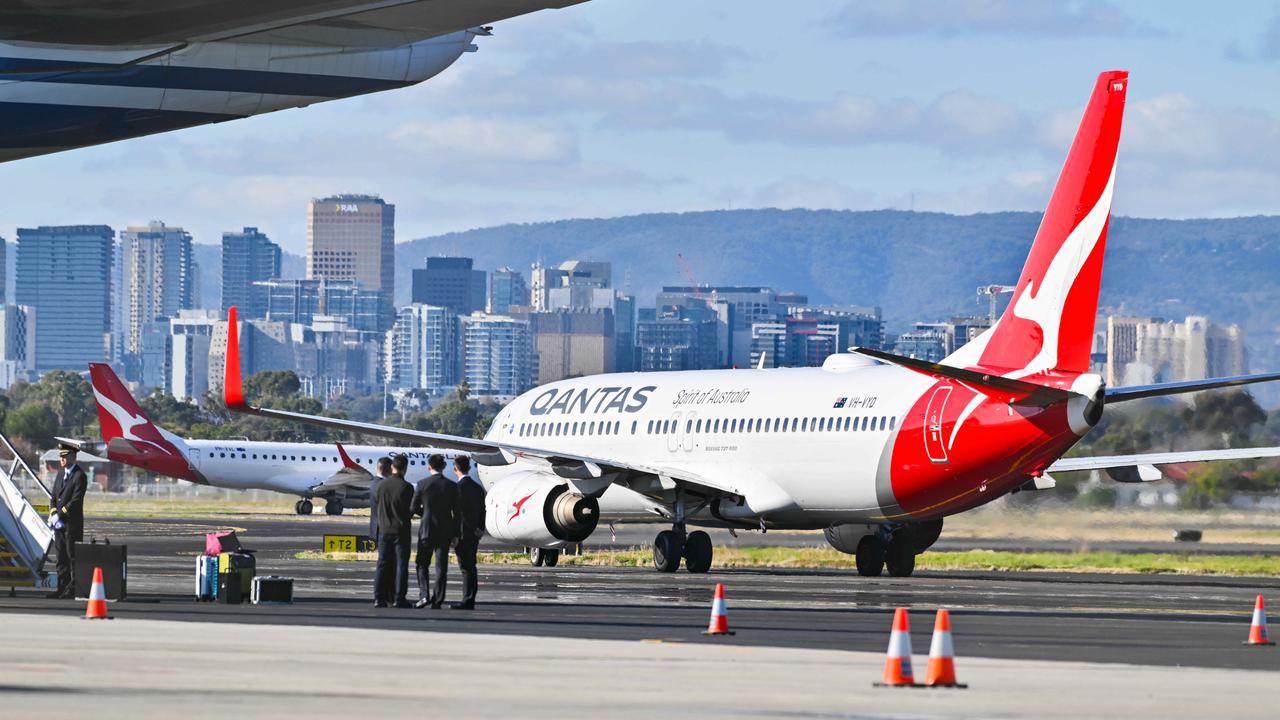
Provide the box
[221,308,740,503]
[0,1,588,46]
[1048,447,1280,482]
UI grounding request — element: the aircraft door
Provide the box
[681,412,697,452]
[666,412,682,453]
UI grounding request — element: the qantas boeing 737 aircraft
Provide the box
[59,364,459,516]
[223,71,1280,575]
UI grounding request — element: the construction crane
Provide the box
[977,284,1017,323]
[676,253,704,300]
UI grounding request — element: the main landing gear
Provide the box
[529,547,561,567]
[653,491,714,573]
[854,520,943,578]
[652,528,714,573]
[324,498,344,516]
[294,499,313,515]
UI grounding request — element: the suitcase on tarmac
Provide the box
[73,540,127,601]
[205,531,241,556]
[251,576,293,605]
[196,555,219,601]
[217,571,244,604]
[219,552,255,596]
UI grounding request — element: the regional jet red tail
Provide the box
[88,363,199,482]
[947,71,1128,379]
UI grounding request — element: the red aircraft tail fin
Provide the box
[948,71,1128,378]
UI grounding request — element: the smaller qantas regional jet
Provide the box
[225,71,1280,574]
[61,364,457,515]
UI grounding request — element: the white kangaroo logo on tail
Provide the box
[93,386,170,455]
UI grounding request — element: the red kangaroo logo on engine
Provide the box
[508,492,536,524]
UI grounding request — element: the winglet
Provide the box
[335,442,361,470]
[224,306,245,408]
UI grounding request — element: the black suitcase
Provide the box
[251,576,294,604]
[217,571,244,604]
[73,539,127,600]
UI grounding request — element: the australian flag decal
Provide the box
[833,397,847,409]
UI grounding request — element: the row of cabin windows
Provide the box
[209,452,425,466]
[515,414,895,439]
[518,419,624,438]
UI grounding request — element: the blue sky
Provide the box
[2,0,1279,254]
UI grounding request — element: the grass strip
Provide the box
[294,546,1280,576]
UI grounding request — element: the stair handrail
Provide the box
[0,431,50,499]
[0,430,55,583]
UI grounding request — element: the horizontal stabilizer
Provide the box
[850,347,1080,407]
[1049,446,1280,480]
[1106,372,1280,403]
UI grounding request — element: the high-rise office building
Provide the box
[488,266,529,314]
[1106,315,1247,386]
[120,221,194,356]
[460,313,535,398]
[412,257,486,315]
[257,278,386,336]
[15,225,114,372]
[170,310,220,402]
[0,304,35,388]
[386,304,457,395]
[221,227,281,318]
[635,309,720,372]
[515,309,614,384]
[748,307,883,369]
[0,237,7,304]
[532,260,612,311]
[307,194,394,291]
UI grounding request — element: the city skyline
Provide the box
[0,2,1278,255]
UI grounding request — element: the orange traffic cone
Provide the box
[1244,595,1274,646]
[82,567,111,620]
[924,609,968,688]
[875,608,918,687]
[703,583,734,635]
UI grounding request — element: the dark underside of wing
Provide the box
[0,1,586,45]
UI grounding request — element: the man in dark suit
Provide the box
[48,446,87,598]
[411,454,457,609]
[372,455,414,608]
[368,457,392,540]
[451,455,486,610]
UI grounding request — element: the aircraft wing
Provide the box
[1048,447,1280,482]
[221,309,740,502]
[0,1,587,46]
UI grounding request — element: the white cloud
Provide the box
[390,117,579,164]
[1225,13,1280,62]
[748,176,877,210]
[828,0,1158,38]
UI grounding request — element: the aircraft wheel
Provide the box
[543,549,560,567]
[325,499,344,516]
[885,534,917,577]
[683,530,713,573]
[296,500,313,515]
[855,535,885,577]
[653,530,683,573]
[530,547,547,566]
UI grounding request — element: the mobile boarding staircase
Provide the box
[0,430,54,594]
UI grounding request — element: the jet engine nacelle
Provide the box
[823,523,878,554]
[485,471,600,549]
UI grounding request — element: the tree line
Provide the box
[0,369,499,459]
